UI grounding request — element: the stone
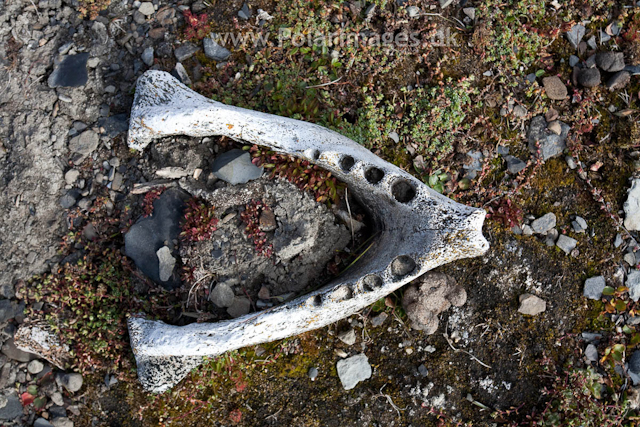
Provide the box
[27,359,44,374]
[156,246,176,282]
[578,67,601,88]
[569,55,580,67]
[124,188,188,289]
[566,155,577,169]
[48,53,89,88]
[370,312,387,327]
[439,0,454,8]
[98,114,129,138]
[338,329,356,345]
[572,216,587,233]
[462,7,475,19]
[547,120,562,135]
[543,76,567,100]
[522,224,533,235]
[2,338,36,362]
[556,234,577,254]
[527,116,569,161]
[174,42,199,62]
[531,213,556,234]
[0,299,17,324]
[258,209,277,232]
[210,283,235,308]
[111,172,124,192]
[512,105,527,118]
[583,276,606,300]
[407,5,420,17]
[545,229,558,246]
[14,322,71,369]
[308,367,318,380]
[238,2,251,19]
[0,391,22,420]
[68,130,99,156]
[203,37,231,62]
[227,297,251,318]
[631,351,640,375]
[596,51,625,72]
[51,392,64,406]
[625,252,637,266]
[141,47,154,66]
[34,419,54,427]
[57,372,83,392]
[211,149,264,185]
[336,353,372,390]
[172,63,192,86]
[628,269,640,302]
[51,418,74,427]
[566,24,585,49]
[518,294,546,316]
[607,71,631,91]
[59,189,80,209]
[585,344,598,362]
[138,2,154,15]
[403,272,466,334]
[505,155,526,174]
[64,169,80,185]
[624,178,640,231]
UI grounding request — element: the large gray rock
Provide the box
[203,37,231,61]
[48,53,89,88]
[625,179,640,231]
[556,235,577,254]
[336,353,372,390]
[211,149,263,185]
[210,283,235,308]
[124,188,189,289]
[527,116,569,161]
[0,391,23,420]
[566,24,585,49]
[531,213,556,234]
[583,276,606,300]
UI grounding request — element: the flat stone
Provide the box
[156,246,176,282]
[336,353,372,390]
[371,312,387,327]
[0,299,18,324]
[174,42,199,62]
[203,37,231,62]
[569,55,580,67]
[631,351,640,374]
[27,359,44,374]
[68,130,99,156]
[34,419,54,427]
[625,252,637,266]
[582,332,603,343]
[0,391,22,420]
[64,169,80,185]
[124,188,188,289]
[48,53,89,88]
[505,155,526,174]
[556,234,577,254]
[407,5,420,17]
[547,120,562,135]
[338,329,356,345]
[628,269,640,302]
[572,216,587,233]
[462,7,475,19]
[172,62,192,86]
[566,24,585,49]
[585,344,598,362]
[543,76,567,100]
[596,51,625,72]
[211,149,263,185]
[577,67,601,88]
[138,2,154,16]
[583,276,606,300]
[97,114,129,138]
[2,338,36,362]
[607,71,631,91]
[238,2,251,19]
[531,213,556,234]
[518,294,546,316]
[141,47,154,66]
[227,297,251,318]
[57,372,83,392]
[624,178,640,231]
[527,116,569,161]
[51,417,73,427]
[210,283,235,308]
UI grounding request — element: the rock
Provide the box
[439,0,454,8]
[545,228,559,246]
[566,155,577,169]
[111,173,124,192]
[547,120,562,135]
[259,209,277,232]
[138,2,154,15]
[59,189,80,209]
[64,169,80,185]
[210,283,235,308]
[308,367,318,381]
[141,47,154,66]
[569,55,580,67]
[585,344,598,362]
[156,246,176,282]
[527,116,569,161]
[583,276,606,300]
[48,53,89,88]
[531,213,556,234]
[402,272,466,334]
[133,10,146,24]
[512,105,527,118]
[51,392,64,406]
[238,2,251,19]
[14,322,71,369]
[462,7,475,19]
[336,353,372,390]
[556,234,577,254]
[57,372,83,393]
[607,71,631,91]
[628,269,640,302]
[625,252,637,266]
[596,51,625,72]
[98,114,129,138]
[566,24,585,49]
[572,216,588,233]
[2,338,36,362]
[543,76,567,100]
[624,178,640,231]
[577,67,601,88]
[172,62,192,86]
[69,130,99,156]
[0,391,22,420]
[522,224,533,235]
[582,332,603,343]
[124,188,188,289]
[51,417,74,427]
[257,286,270,300]
[211,149,264,185]
[27,359,44,374]
[0,299,19,323]
[175,42,199,62]
[371,312,387,327]
[518,294,546,316]
[418,364,429,377]
[338,329,356,346]
[407,5,420,17]
[227,297,251,318]
[505,155,526,174]
[203,37,231,61]
[34,419,54,427]
[631,351,640,375]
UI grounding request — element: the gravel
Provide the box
[336,353,372,390]
[308,367,318,381]
[227,297,251,318]
[585,344,598,362]
[527,116,569,161]
[68,130,99,157]
[27,359,44,374]
[141,47,154,66]
[583,276,606,300]
[174,42,199,62]
[624,178,640,231]
[138,1,155,15]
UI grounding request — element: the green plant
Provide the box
[180,198,219,242]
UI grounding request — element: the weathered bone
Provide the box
[127,71,489,392]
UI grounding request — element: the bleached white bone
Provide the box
[127,71,489,392]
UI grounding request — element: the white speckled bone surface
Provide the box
[127,70,489,392]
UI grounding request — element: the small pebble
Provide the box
[308,367,318,381]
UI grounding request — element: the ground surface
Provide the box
[1,0,640,426]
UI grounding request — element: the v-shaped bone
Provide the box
[127,71,489,392]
